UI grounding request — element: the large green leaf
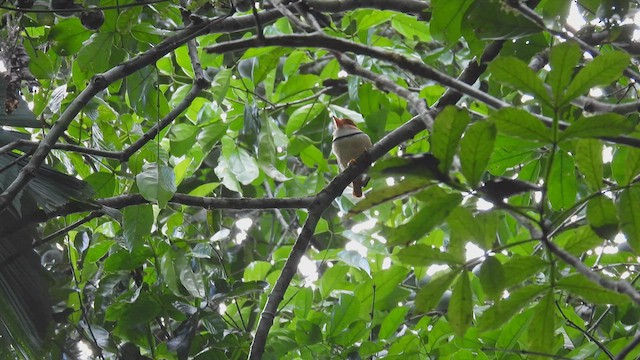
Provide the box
[562,51,630,105]
[430,0,474,44]
[478,285,547,331]
[378,307,409,340]
[348,178,433,216]
[386,187,462,246]
[466,0,541,39]
[328,294,361,337]
[122,205,153,251]
[415,270,460,313]
[136,163,177,208]
[587,195,619,238]
[617,185,640,252]
[612,147,640,186]
[48,18,92,55]
[557,274,629,305]
[575,139,603,191]
[489,58,551,106]
[490,107,552,143]
[478,256,505,301]
[447,271,473,337]
[526,290,555,356]
[76,32,114,76]
[431,106,470,174]
[559,113,635,141]
[547,42,582,104]
[547,150,576,210]
[460,121,496,187]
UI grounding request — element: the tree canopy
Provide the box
[2,0,640,359]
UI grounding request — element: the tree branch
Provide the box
[248,38,507,360]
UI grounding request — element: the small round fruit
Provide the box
[233,0,252,12]
[15,0,34,9]
[49,0,81,17]
[80,6,105,30]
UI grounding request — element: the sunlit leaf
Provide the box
[562,51,630,105]
[618,185,640,252]
[448,271,473,337]
[460,121,496,187]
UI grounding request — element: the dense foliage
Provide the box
[2,0,640,359]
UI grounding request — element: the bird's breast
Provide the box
[332,132,372,169]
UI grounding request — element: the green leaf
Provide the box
[122,205,154,251]
[501,256,548,288]
[338,250,371,276]
[48,18,92,56]
[466,0,541,39]
[320,264,350,299]
[479,256,504,301]
[460,121,496,187]
[159,249,181,296]
[478,285,547,331]
[110,293,161,327]
[211,68,232,106]
[328,294,361,337]
[561,226,604,256]
[562,51,630,105]
[547,151,576,210]
[431,106,470,173]
[76,32,114,76]
[526,290,555,355]
[575,139,603,191]
[104,246,153,272]
[170,123,199,157]
[429,0,473,44]
[295,320,322,345]
[285,103,325,136]
[84,172,116,198]
[188,182,220,197]
[557,274,629,305]
[85,239,115,263]
[369,154,445,180]
[612,147,640,186]
[136,163,177,208]
[415,270,460,313]
[175,252,206,298]
[448,206,481,249]
[386,187,462,246]
[354,266,409,315]
[587,195,619,238]
[396,244,462,267]
[617,185,640,252]
[491,107,552,143]
[348,178,432,216]
[243,261,272,281]
[378,307,409,340]
[332,320,368,347]
[220,136,259,185]
[294,287,313,319]
[489,57,551,106]
[548,42,582,103]
[560,113,635,141]
[447,271,473,337]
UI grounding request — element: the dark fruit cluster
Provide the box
[14,0,34,9]
[48,0,105,30]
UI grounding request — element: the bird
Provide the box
[331,116,373,197]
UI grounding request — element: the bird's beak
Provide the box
[332,116,344,127]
